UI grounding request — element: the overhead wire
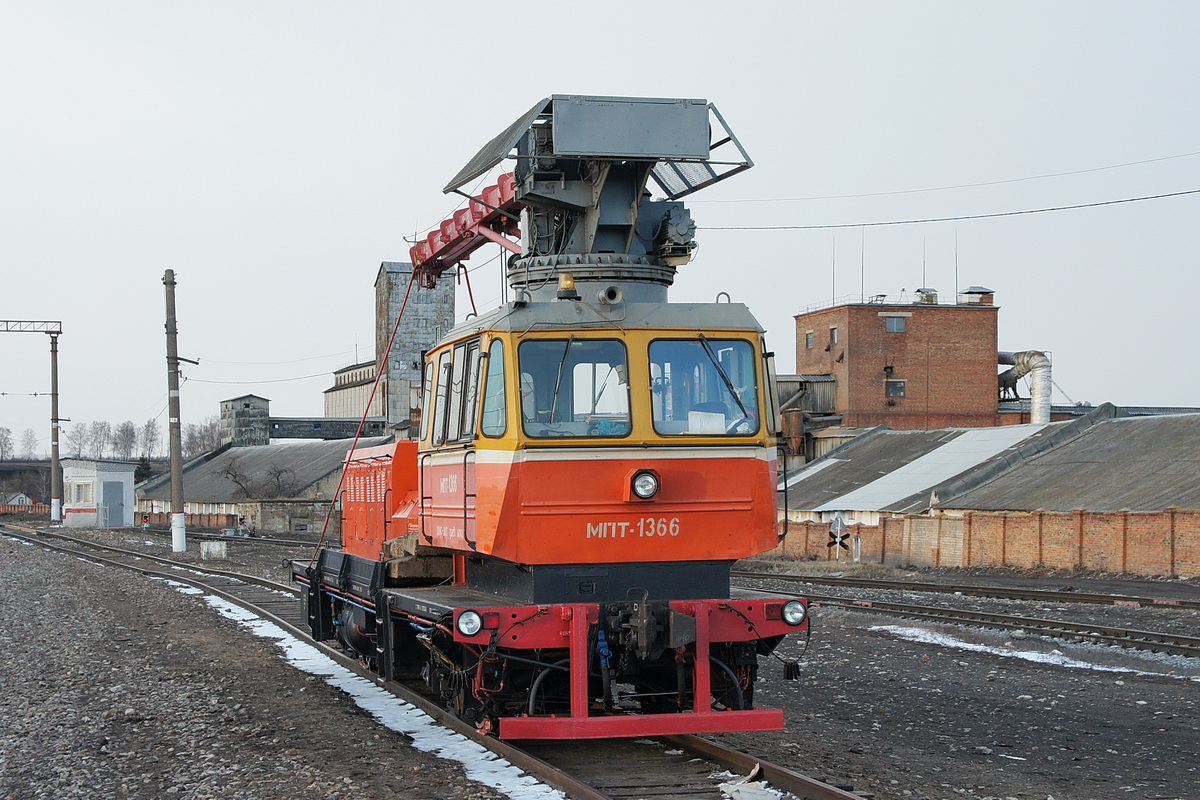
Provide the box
[701,188,1200,230]
[406,172,497,242]
[185,371,333,385]
[692,149,1200,203]
[198,349,360,366]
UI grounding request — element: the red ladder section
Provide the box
[409,173,523,287]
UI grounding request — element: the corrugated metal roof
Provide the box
[783,424,1053,515]
[782,428,958,506]
[140,437,391,502]
[818,423,1049,513]
[999,402,1200,418]
[947,413,1200,512]
[809,426,878,440]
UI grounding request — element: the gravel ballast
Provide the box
[4,525,1200,800]
[0,533,507,800]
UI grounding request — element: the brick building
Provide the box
[793,287,999,430]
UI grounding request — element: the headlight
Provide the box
[632,471,659,499]
[782,599,807,626]
[456,610,483,636]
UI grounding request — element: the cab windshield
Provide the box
[649,337,759,436]
[517,338,631,438]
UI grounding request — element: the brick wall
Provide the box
[778,509,1200,577]
[142,511,238,530]
[0,504,49,514]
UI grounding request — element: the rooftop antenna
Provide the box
[831,235,836,304]
[954,229,960,300]
[922,236,927,289]
[860,226,865,300]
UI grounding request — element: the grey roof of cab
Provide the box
[444,301,765,340]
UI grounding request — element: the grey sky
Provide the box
[4,2,1198,454]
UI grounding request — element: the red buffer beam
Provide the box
[410,174,523,288]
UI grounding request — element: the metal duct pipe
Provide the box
[998,350,1051,424]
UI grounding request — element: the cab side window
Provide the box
[480,339,507,437]
[430,350,454,446]
[460,341,482,440]
[419,360,435,442]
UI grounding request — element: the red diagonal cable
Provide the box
[458,264,477,316]
[309,269,419,565]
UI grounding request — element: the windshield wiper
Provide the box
[698,334,749,419]
[548,335,575,423]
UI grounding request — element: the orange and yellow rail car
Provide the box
[294,94,810,739]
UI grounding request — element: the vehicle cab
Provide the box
[416,297,783,585]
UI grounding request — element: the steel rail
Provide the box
[114,525,322,549]
[3,525,297,593]
[736,579,1200,658]
[732,569,1200,610]
[1,524,607,800]
[808,594,1200,658]
[666,734,865,800]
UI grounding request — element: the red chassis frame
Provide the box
[451,596,804,740]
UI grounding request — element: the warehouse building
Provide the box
[777,405,1200,578]
[137,436,390,536]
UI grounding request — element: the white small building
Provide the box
[62,459,136,528]
[2,491,34,508]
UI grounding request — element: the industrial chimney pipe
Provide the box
[998,350,1051,424]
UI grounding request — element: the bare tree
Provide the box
[183,415,220,460]
[0,427,12,460]
[88,420,112,459]
[140,419,161,459]
[20,428,39,460]
[112,420,137,460]
[262,463,299,498]
[222,455,256,499]
[64,424,87,458]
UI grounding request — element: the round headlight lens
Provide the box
[456,610,483,636]
[782,599,807,626]
[632,472,659,499]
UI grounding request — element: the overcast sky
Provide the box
[3,2,1198,455]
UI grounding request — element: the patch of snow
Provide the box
[166,585,563,800]
[870,625,1200,682]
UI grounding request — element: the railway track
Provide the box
[114,525,320,548]
[1,525,865,800]
[732,569,1200,609]
[733,578,1200,659]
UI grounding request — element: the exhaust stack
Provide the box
[999,350,1051,424]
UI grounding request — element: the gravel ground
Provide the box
[721,564,1200,800]
[0,530,507,800]
[6,523,1200,800]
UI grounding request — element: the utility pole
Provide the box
[49,332,62,522]
[1,320,64,521]
[163,270,186,552]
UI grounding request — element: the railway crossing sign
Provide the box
[827,514,849,560]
